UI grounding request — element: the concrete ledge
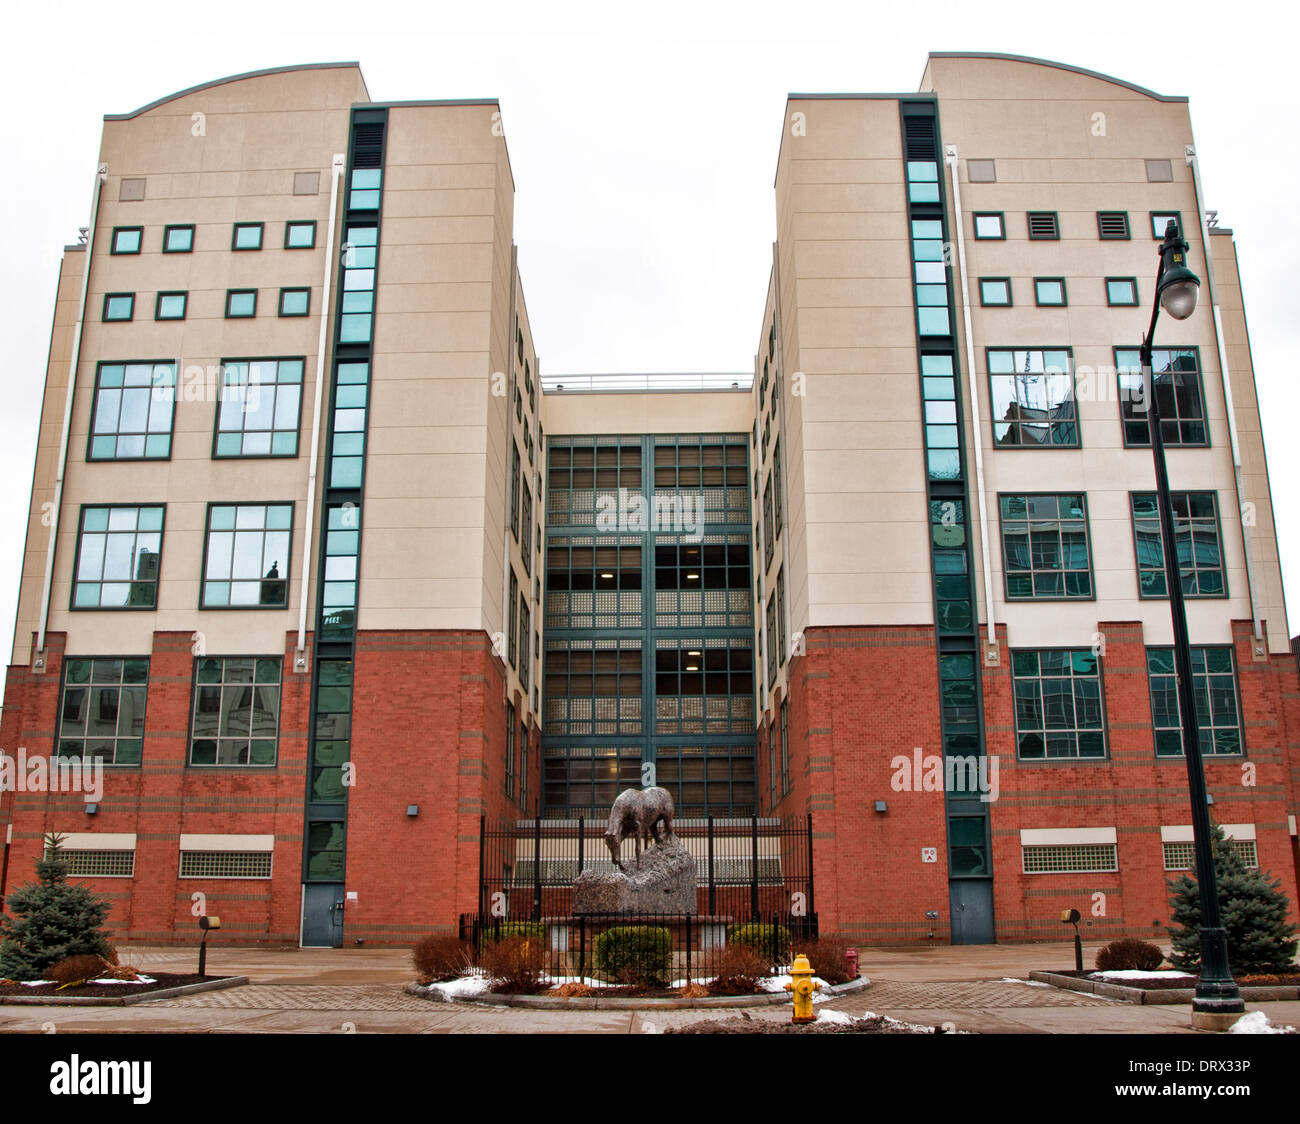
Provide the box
[1029,971,1299,1006]
[407,975,869,1010]
[0,976,249,1007]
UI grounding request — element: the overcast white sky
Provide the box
[2,0,1296,690]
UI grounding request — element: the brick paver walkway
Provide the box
[150,984,436,1011]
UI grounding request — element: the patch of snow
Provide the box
[816,1007,854,1024]
[20,980,53,987]
[761,974,834,1002]
[1230,1011,1296,1035]
[86,976,156,985]
[1088,970,1194,980]
[426,975,493,999]
[1000,977,1053,988]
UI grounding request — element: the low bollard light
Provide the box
[198,915,221,978]
[1061,909,1083,972]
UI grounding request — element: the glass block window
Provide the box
[232,223,263,250]
[999,493,1093,599]
[911,218,950,336]
[89,361,176,460]
[1034,278,1067,306]
[1012,649,1106,760]
[163,224,194,253]
[543,642,642,736]
[1106,278,1138,306]
[285,221,316,249]
[921,354,960,481]
[1130,491,1224,597]
[655,640,753,736]
[979,278,1011,306]
[339,224,377,342]
[56,850,135,877]
[73,505,164,609]
[1116,348,1207,446]
[653,439,749,524]
[189,656,281,766]
[548,441,642,527]
[103,293,134,321]
[111,227,142,254]
[214,358,303,457]
[154,291,186,320]
[179,851,272,878]
[655,743,756,817]
[988,348,1077,447]
[653,539,751,629]
[1147,646,1242,757]
[542,745,642,818]
[949,816,989,876]
[973,213,1004,239]
[279,287,310,317]
[930,500,972,634]
[201,503,292,608]
[57,657,148,766]
[349,168,382,211]
[546,539,642,629]
[1022,843,1117,873]
[225,289,257,318]
[1163,839,1257,870]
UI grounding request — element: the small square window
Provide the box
[1145,159,1173,182]
[979,278,1011,307]
[232,223,264,251]
[1151,212,1182,240]
[226,290,257,318]
[103,293,134,322]
[967,159,996,183]
[155,291,187,320]
[1027,212,1059,240]
[1034,278,1067,307]
[973,213,1004,240]
[1106,278,1138,306]
[285,221,316,249]
[1097,212,1130,240]
[163,225,194,253]
[278,288,310,317]
[111,227,142,255]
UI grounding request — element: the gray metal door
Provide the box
[301,883,344,947]
[949,879,995,944]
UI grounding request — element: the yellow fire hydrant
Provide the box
[783,953,821,1023]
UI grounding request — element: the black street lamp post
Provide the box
[1139,219,1243,1015]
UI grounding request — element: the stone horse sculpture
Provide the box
[604,786,675,871]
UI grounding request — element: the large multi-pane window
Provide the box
[510,441,521,539]
[546,539,642,629]
[519,596,531,693]
[779,699,790,795]
[763,480,775,567]
[544,641,642,735]
[1115,348,1207,447]
[776,568,787,668]
[339,224,377,342]
[920,354,961,481]
[1011,649,1106,760]
[201,503,292,608]
[773,440,784,536]
[655,640,753,735]
[57,657,148,765]
[72,505,164,609]
[999,494,1093,599]
[765,594,778,686]
[1130,491,1225,597]
[189,656,281,766]
[653,438,749,523]
[214,358,303,457]
[653,539,751,628]
[521,486,533,574]
[88,361,176,460]
[505,702,516,799]
[988,348,1077,447]
[911,218,950,336]
[655,744,756,817]
[1147,646,1243,757]
[508,570,519,667]
[930,499,972,634]
[547,440,641,526]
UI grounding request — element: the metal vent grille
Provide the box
[1097,211,1130,239]
[1027,212,1060,240]
[904,115,936,159]
[351,123,385,168]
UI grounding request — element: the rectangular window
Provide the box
[72,505,164,609]
[766,593,778,686]
[189,656,281,766]
[103,293,134,321]
[278,287,310,317]
[88,361,176,460]
[1034,278,1067,306]
[773,440,783,536]
[349,168,382,211]
[154,291,187,320]
[1106,278,1138,306]
[780,699,790,795]
[1147,646,1242,756]
[57,657,148,766]
[1151,212,1182,239]
[987,348,1077,447]
[232,223,264,251]
[777,568,787,668]
[1097,212,1130,240]
[214,358,303,457]
[973,213,1004,240]
[521,486,533,575]
[1011,649,1106,760]
[110,227,142,255]
[1022,843,1117,873]
[508,570,519,667]
[59,849,136,877]
[979,278,1011,306]
[225,289,257,318]
[999,493,1093,599]
[519,597,530,693]
[763,480,774,568]
[906,159,939,203]
[1027,212,1059,240]
[1164,839,1256,870]
[510,442,521,540]
[1116,348,1207,447]
[285,221,316,249]
[505,702,516,798]
[1130,491,1225,597]
[201,503,292,607]
[339,224,377,342]
[179,851,272,878]
[163,224,194,253]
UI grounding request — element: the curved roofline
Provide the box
[925,52,1187,103]
[104,62,366,120]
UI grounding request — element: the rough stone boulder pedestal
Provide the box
[573,839,696,915]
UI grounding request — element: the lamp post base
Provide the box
[1191,1009,1246,1032]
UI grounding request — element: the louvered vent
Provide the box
[904,115,936,159]
[1027,212,1059,239]
[351,122,385,168]
[1098,211,1130,239]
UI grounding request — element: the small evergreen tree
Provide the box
[1167,823,1299,974]
[0,834,115,981]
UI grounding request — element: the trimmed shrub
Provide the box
[480,937,547,994]
[1095,938,1164,973]
[710,945,769,995]
[593,925,672,986]
[726,922,792,968]
[46,954,116,987]
[799,938,854,985]
[412,934,473,983]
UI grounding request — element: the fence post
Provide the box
[707,815,716,915]
[579,915,586,980]
[685,913,692,983]
[532,813,542,922]
[750,814,759,919]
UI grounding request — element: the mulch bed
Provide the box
[669,1015,940,1034]
[0,973,217,999]
[1053,969,1300,991]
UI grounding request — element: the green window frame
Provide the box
[510,441,521,540]
[163,224,194,253]
[110,226,142,255]
[1011,648,1106,761]
[88,360,176,460]
[1151,212,1182,240]
[102,292,134,321]
[339,224,377,343]
[949,816,990,876]
[654,640,752,736]
[154,291,187,320]
[521,486,533,575]
[979,277,1011,306]
[57,657,149,766]
[231,222,264,251]
[214,358,304,457]
[545,542,643,630]
[766,593,778,685]
[505,702,516,798]
[544,641,643,737]
[1116,347,1207,447]
[1147,646,1243,757]
[1130,491,1225,598]
[189,656,282,766]
[999,493,1093,599]
[776,567,787,668]
[779,699,790,796]
[1106,277,1139,306]
[200,502,293,608]
[987,348,1077,447]
[72,504,165,609]
[973,212,1004,240]
[763,479,775,568]
[1034,277,1067,306]
[225,289,257,318]
[651,541,750,629]
[285,221,316,249]
[278,287,310,317]
[773,440,783,536]
[508,569,518,667]
[906,158,939,203]
[349,168,382,211]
